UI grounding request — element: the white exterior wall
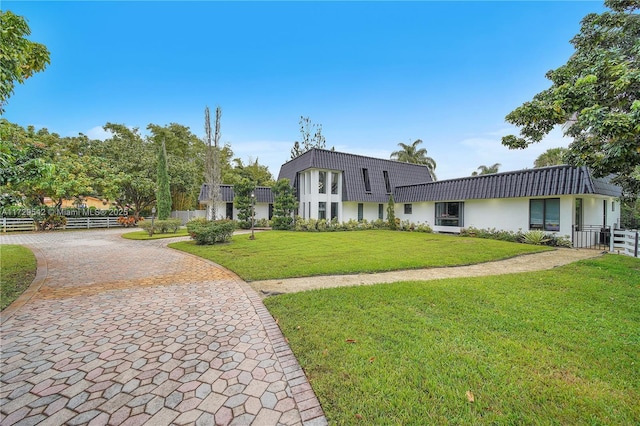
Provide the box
[342,202,387,222]
[205,201,271,221]
[581,196,620,229]
[396,202,434,227]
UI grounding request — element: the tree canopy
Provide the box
[502,0,640,195]
[0,11,51,114]
[390,139,437,179]
[471,163,501,176]
[534,148,569,168]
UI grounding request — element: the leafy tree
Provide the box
[94,123,156,217]
[502,0,640,195]
[390,139,437,179]
[290,116,327,159]
[387,194,397,230]
[147,122,205,210]
[534,147,569,168]
[271,178,297,230]
[233,178,256,229]
[0,11,51,113]
[471,163,501,176]
[156,139,172,220]
[228,157,274,186]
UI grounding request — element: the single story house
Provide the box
[200,148,622,245]
[199,184,274,221]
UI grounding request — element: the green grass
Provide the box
[169,230,550,281]
[265,255,640,425]
[0,245,37,310]
[121,228,189,240]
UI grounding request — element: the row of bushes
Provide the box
[186,218,236,245]
[460,226,572,247]
[292,217,433,233]
[138,219,182,236]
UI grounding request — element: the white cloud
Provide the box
[85,126,113,140]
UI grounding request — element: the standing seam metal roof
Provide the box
[198,184,274,203]
[393,165,621,203]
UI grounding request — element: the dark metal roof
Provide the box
[394,165,622,202]
[198,184,274,203]
[278,148,434,202]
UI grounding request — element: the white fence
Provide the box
[171,210,206,225]
[610,229,639,258]
[2,217,125,232]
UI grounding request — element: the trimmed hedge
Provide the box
[138,218,182,236]
[187,219,236,245]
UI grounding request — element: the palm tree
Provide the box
[471,163,501,176]
[390,139,437,179]
[534,147,568,168]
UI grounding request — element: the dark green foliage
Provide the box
[186,218,235,245]
[387,194,397,230]
[233,178,256,229]
[156,140,172,220]
[271,179,297,230]
[461,226,572,247]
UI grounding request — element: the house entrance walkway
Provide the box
[0,229,326,426]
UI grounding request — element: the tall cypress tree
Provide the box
[156,139,172,220]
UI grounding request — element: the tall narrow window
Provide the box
[378,204,384,220]
[226,203,234,220]
[331,202,338,220]
[318,171,326,194]
[300,174,305,195]
[435,202,464,226]
[362,168,371,192]
[358,203,364,221]
[318,202,326,220]
[268,204,273,220]
[383,171,391,193]
[575,198,583,231]
[529,199,559,231]
[331,172,339,194]
[603,200,607,228]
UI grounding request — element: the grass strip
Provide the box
[0,245,37,310]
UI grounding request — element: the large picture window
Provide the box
[435,202,463,227]
[530,198,559,231]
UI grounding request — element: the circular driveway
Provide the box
[0,229,326,426]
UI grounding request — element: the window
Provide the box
[226,203,234,220]
[268,204,273,220]
[530,199,559,231]
[331,172,339,194]
[435,202,464,227]
[319,171,326,194]
[318,202,326,220]
[383,171,391,193]
[331,202,338,220]
[378,204,384,220]
[358,203,364,221]
[300,174,305,195]
[362,168,371,192]
[404,204,412,214]
[575,198,583,231]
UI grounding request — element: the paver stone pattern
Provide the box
[0,229,326,426]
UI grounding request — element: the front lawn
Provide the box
[0,245,37,310]
[265,255,640,425]
[169,230,550,281]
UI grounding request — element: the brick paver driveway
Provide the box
[0,229,326,426]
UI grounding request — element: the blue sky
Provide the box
[3,1,605,180]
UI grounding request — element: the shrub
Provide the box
[255,218,271,228]
[137,218,182,236]
[521,230,551,245]
[117,216,138,227]
[187,219,236,245]
[42,214,66,230]
[461,226,523,243]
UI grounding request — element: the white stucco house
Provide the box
[200,148,622,246]
[199,185,274,221]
